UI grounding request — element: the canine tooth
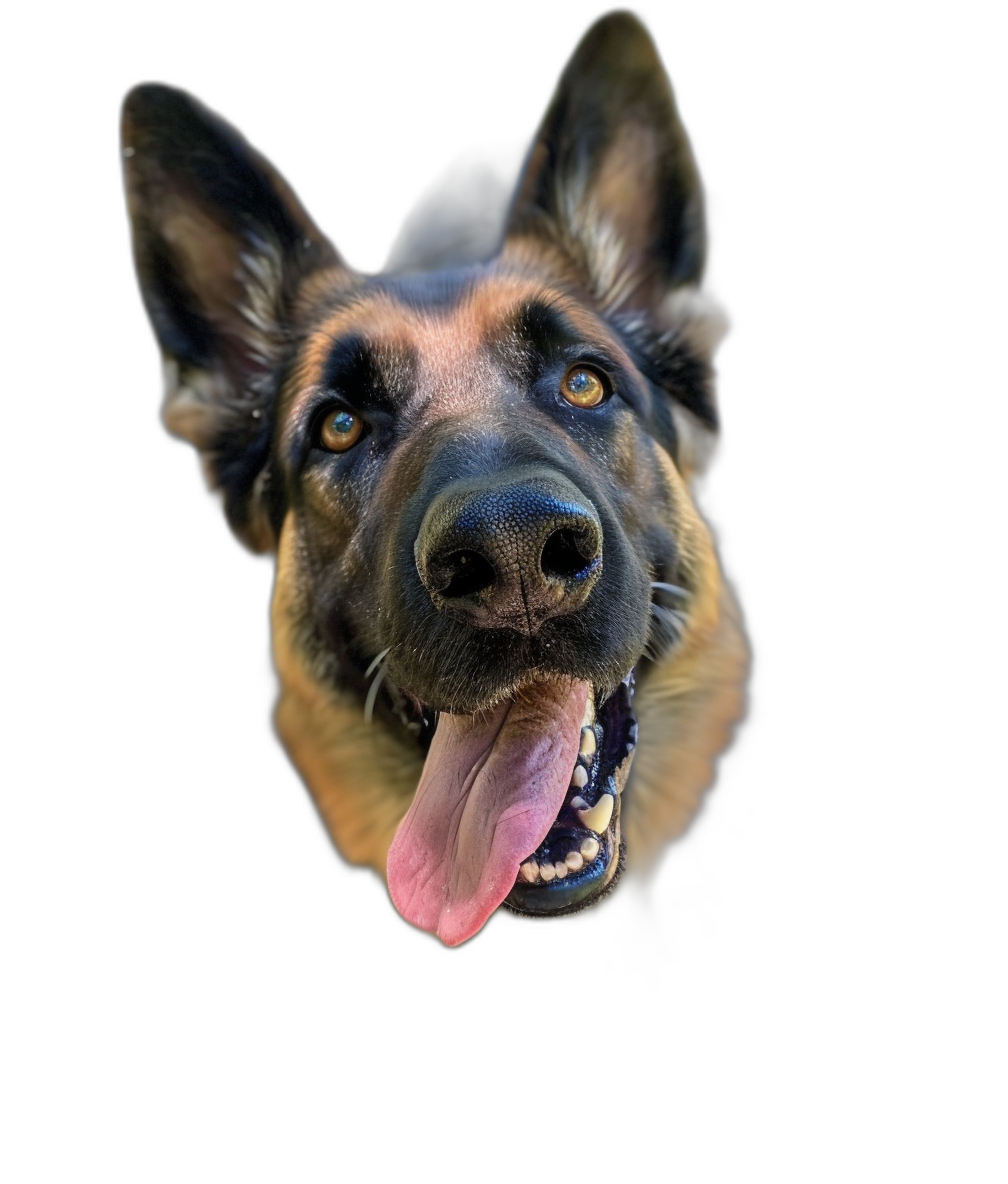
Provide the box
[581,699,595,728]
[565,851,583,871]
[569,795,589,812]
[580,836,600,861]
[575,793,614,835]
[520,861,539,883]
[579,728,596,758]
[571,765,589,789]
[539,862,556,883]
[554,861,569,879]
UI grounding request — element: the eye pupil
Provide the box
[319,406,365,451]
[561,366,606,408]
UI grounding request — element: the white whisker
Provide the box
[650,582,690,600]
[364,665,388,724]
[364,646,391,680]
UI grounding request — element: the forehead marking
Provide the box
[292,275,637,427]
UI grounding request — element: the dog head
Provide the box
[123,13,734,944]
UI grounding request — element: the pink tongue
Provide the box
[387,679,589,946]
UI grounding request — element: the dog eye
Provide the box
[318,407,365,452]
[560,365,608,408]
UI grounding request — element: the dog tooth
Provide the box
[579,728,596,758]
[575,793,614,835]
[581,699,595,728]
[569,795,589,812]
[554,861,569,879]
[565,851,584,871]
[539,862,556,883]
[571,765,589,789]
[580,836,600,861]
[520,861,539,883]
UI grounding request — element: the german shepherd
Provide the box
[121,12,749,945]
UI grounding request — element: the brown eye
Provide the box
[560,365,608,408]
[318,407,364,452]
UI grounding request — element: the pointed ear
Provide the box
[505,12,706,311]
[122,84,345,550]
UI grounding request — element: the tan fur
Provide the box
[625,577,748,866]
[272,520,420,871]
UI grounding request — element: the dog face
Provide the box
[122,12,749,945]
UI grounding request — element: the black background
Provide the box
[88,2,843,1018]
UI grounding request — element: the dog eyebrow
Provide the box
[321,333,417,411]
[510,299,583,357]
[492,298,617,383]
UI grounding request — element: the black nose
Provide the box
[415,472,603,634]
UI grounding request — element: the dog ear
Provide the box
[122,84,344,551]
[504,14,722,441]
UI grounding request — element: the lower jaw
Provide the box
[503,828,625,916]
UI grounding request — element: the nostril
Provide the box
[416,478,603,626]
[436,550,496,600]
[541,527,600,582]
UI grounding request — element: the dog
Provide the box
[121,11,749,945]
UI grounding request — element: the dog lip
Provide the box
[506,837,625,916]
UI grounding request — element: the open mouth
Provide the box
[504,673,636,916]
[386,670,639,946]
[379,582,690,944]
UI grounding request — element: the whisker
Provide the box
[646,601,686,660]
[650,582,690,600]
[364,664,388,724]
[363,646,391,680]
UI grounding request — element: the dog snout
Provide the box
[414,474,603,634]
